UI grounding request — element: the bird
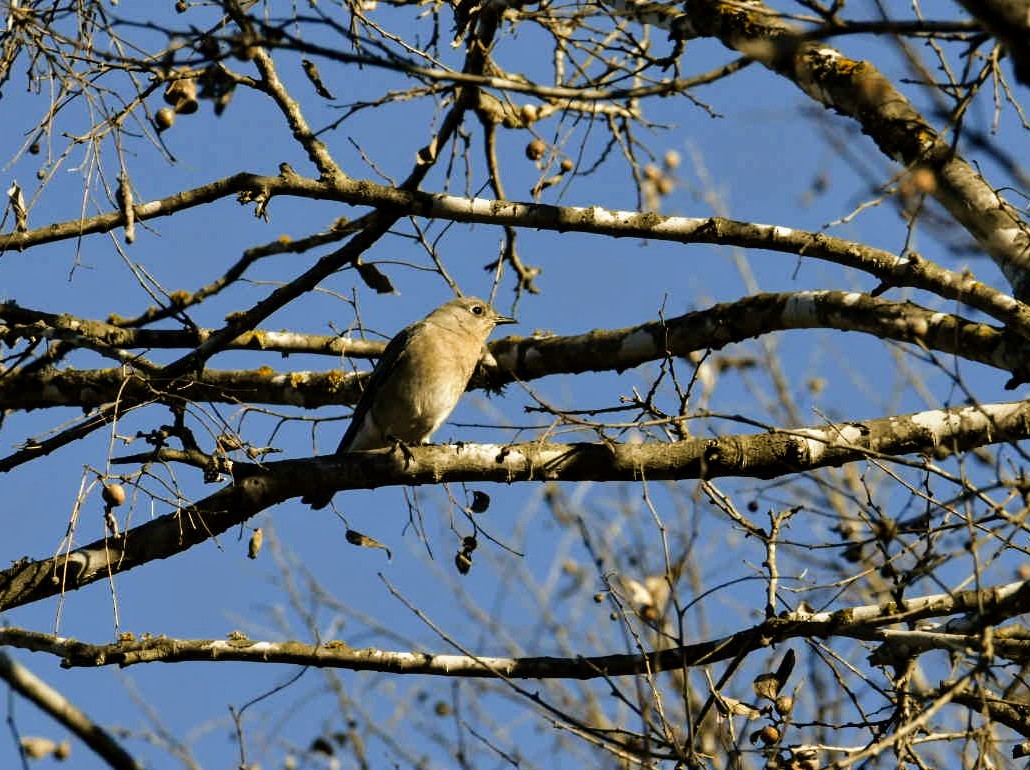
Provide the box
[303,296,516,509]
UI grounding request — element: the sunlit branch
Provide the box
[2,580,1027,677]
[1,399,1029,611]
[669,0,1030,297]
[0,650,143,770]
[0,301,384,359]
[2,290,1026,414]
[2,172,1027,338]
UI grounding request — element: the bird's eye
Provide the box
[470,304,485,316]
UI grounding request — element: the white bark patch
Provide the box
[841,292,862,306]
[479,348,499,369]
[832,423,866,445]
[653,216,706,236]
[585,205,636,227]
[620,329,657,359]
[977,402,1027,438]
[259,331,314,348]
[994,293,1018,310]
[792,422,866,464]
[607,0,672,28]
[454,196,503,218]
[792,430,828,464]
[910,407,968,446]
[451,442,527,466]
[69,547,103,579]
[210,640,275,654]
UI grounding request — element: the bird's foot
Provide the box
[387,435,417,468]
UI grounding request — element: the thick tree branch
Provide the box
[951,686,1030,736]
[0,301,384,358]
[0,650,143,770]
[0,364,362,413]
[2,173,1027,338]
[1,399,1029,611]
[671,0,1030,296]
[3,291,1027,414]
[2,580,1027,676]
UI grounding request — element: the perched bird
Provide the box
[303,296,516,509]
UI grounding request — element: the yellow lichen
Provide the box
[169,290,191,307]
[325,369,348,389]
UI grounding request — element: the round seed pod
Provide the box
[155,107,176,131]
[525,138,546,161]
[102,483,126,507]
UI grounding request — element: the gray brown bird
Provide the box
[303,296,516,509]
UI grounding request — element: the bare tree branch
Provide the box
[670,0,1030,296]
[955,0,1030,84]
[0,650,143,770]
[2,578,1028,678]
[4,291,1027,418]
[2,398,1029,612]
[4,173,1026,336]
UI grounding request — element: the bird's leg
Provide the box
[386,435,417,467]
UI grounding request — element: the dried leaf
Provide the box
[752,673,779,702]
[753,649,796,701]
[301,59,335,99]
[715,695,760,719]
[773,649,797,689]
[345,529,391,559]
[355,261,395,294]
[6,181,27,232]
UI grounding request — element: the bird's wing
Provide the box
[334,321,422,453]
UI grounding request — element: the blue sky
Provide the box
[1,1,1025,767]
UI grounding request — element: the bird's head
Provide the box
[431,296,516,340]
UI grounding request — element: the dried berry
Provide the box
[155,107,176,131]
[525,138,546,161]
[102,483,126,507]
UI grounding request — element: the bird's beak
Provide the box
[494,315,517,325]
